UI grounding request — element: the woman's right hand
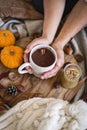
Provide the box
[24,36,51,71]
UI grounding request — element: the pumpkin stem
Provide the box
[3,33,8,37]
[10,50,15,56]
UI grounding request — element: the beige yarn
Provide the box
[0,98,87,130]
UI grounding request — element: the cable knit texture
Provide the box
[0,98,87,130]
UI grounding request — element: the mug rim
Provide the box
[29,44,57,69]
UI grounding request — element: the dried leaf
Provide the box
[0,71,10,80]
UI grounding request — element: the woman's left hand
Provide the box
[41,43,64,79]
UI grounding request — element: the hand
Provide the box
[41,43,64,79]
[24,36,50,72]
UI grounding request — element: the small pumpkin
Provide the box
[1,45,24,69]
[0,30,15,48]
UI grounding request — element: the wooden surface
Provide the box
[0,37,84,107]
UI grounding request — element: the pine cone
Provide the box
[7,85,18,96]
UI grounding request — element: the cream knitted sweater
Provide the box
[0,98,87,130]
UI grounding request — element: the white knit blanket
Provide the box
[0,98,87,130]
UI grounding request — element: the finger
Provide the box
[24,43,35,53]
[41,72,56,79]
[25,39,41,53]
[41,64,59,79]
[25,38,50,53]
[26,67,32,72]
[24,53,29,62]
[41,54,64,79]
[24,53,32,71]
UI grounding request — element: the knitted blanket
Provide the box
[0,98,87,130]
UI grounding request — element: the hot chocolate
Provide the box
[18,44,57,77]
[32,48,55,67]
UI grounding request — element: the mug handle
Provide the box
[18,63,33,74]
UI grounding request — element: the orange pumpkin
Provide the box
[0,30,15,48]
[1,45,24,68]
